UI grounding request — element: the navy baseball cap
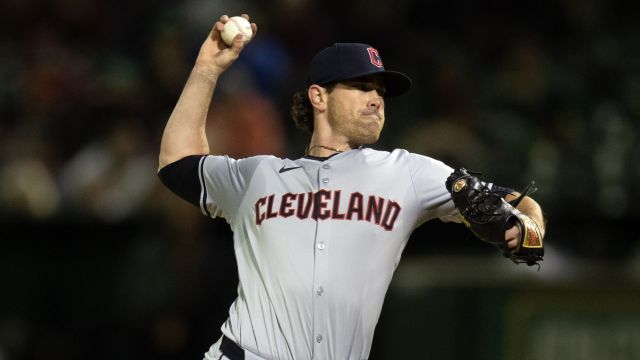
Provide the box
[306,43,412,97]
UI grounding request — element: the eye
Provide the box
[353,83,369,91]
[349,82,385,97]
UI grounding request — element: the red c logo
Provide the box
[367,47,383,68]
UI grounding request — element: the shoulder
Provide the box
[369,148,454,179]
[358,147,408,161]
[203,154,283,168]
[359,147,446,166]
[198,155,288,183]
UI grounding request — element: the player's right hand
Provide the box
[194,14,257,79]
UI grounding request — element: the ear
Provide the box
[308,85,327,111]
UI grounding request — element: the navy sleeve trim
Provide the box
[158,155,205,207]
[198,157,211,217]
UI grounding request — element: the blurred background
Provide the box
[1,0,640,359]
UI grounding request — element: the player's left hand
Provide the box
[505,225,521,250]
[446,168,544,266]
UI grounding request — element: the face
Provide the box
[324,75,386,146]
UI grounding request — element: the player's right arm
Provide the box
[157,14,257,171]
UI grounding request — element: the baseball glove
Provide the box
[445,168,544,267]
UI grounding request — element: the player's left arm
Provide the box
[504,193,546,250]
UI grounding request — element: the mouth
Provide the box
[361,110,381,120]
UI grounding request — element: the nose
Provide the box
[368,91,383,108]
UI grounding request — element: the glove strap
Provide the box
[515,213,543,249]
[510,213,544,266]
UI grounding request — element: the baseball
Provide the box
[221,16,253,46]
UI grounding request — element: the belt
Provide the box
[220,336,245,360]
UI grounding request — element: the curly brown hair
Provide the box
[290,84,335,134]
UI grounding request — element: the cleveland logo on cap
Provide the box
[307,43,411,96]
[367,47,383,68]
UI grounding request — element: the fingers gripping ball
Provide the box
[221,16,253,46]
[445,168,544,267]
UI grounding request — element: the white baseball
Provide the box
[221,16,253,46]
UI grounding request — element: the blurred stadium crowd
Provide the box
[1,0,639,359]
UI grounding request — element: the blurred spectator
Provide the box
[0,156,60,219]
[58,118,156,221]
[0,123,61,218]
[205,89,287,159]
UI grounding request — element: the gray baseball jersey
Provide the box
[162,148,459,359]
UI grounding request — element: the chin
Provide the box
[348,120,383,145]
[366,125,383,143]
[359,132,381,145]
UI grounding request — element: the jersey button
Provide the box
[321,177,329,184]
[322,164,330,169]
[316,334,323,343]
[317,242,326,250]
[316,287,324,296]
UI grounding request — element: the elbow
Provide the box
[158,153,173,173]
[158,156,170,173]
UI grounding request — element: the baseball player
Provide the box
[157,14,546,360]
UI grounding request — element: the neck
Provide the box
[306,144,344,157]
[308,112,364,156]
[307,133,354,157]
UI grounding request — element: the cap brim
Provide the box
[380,71,412,97]
[312,69,412,97]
